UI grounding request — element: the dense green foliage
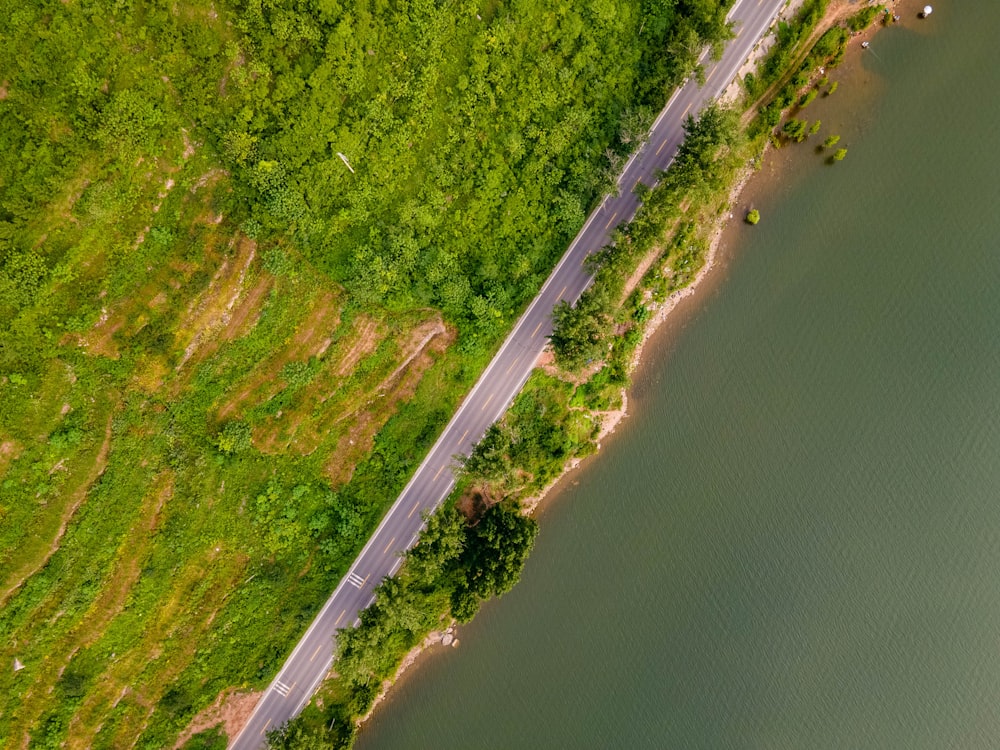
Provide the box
[0,0,736,382]
[181,726,229,750]
[220,0,735,344]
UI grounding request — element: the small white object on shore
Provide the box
[14,658,24,672]
[921,5,932,17]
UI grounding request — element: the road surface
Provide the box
[230,0,788,744]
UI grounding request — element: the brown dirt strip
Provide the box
[173,689,263,748]
[175,236,258,370]
[0,439,22,476]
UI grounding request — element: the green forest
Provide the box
[0,0,736,747]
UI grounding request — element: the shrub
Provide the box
[848,5,885,32]
[215,421,253,454]
[782,118,809,143]
[746,209,760,225]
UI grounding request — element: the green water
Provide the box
[358,5,1000,748]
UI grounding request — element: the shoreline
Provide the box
[524,0,914,516]
[350,0,908,737]
[352,156,761,740]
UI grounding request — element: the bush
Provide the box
[746,209,761,225]
[782,118,809,143]
[823,134,840,148]
[832,148,848,162]
[215,421,253,454]
[848,5,885,32]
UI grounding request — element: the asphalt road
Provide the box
[230,0,787,745]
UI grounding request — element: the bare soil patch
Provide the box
[173,689,262,748]
[0,439,22,476]
[175,235,259,370]
[333,314,385,378]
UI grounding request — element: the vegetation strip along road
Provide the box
[230,0,788,745]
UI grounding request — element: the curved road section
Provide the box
[231,0,786,745]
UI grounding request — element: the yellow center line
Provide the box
[682,102,692,118]
[310,644,323,662]
[604,211,618,229]
[481,392,495,411]
[383,537,396,555]
[460,429,470,442]
[558,285,567,299]
[531,321,544,337]
[261,718,272,735]
[634,178,642,190]
[656,138,670,155]
[408,500,422,518]
[505,355,521,375]
[433,464,445,480]
[335,609,346,627]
